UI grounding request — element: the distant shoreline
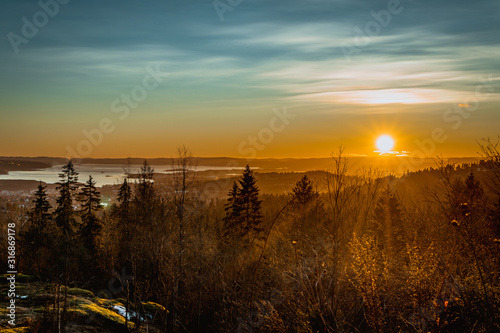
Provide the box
[0,159,50,175]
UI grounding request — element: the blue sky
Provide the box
[1,0,499,158]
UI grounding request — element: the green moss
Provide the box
[0,328,29,333]
[83,303,124,323]
[65,296,134,330]
[94,297,123,308]
[68,306,91,318]
[142,301,166,313]
[66,287,94,298]
[0,281,140,331]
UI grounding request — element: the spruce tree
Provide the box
[223,182,242,235]
[116,177,132,221]
[22,182,52,274]
[237,165,263,236]
[77,175,102,280]
[55,161,79,239]
[134,160,156,225]
[222,166,263,238]
[136,160,155,205]
[78,175,101,218]
[27,182,52,240]
[78,175,102,249]
[116,177,134,264]
[464,171,485,209]
[292,175,318,205]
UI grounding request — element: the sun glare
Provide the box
[376,135,395,153]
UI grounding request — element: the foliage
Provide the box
[54,160,79,239]
[5,142,500,332]
[223,165,263,240]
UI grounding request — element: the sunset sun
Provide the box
[376,135,395,153]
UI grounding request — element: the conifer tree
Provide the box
[223,182,242,235]
[55,161,79,239]
[292,175,318,205]
[53,160,79,314]
[26,182,52,240]
[134,160,156,225]
[238,165,263,236]
[78,175,101,217]
[223,165,263,238]
[117,177,132,219]
[464,171,485,209]
[239,165,263,228]
[116,177,133,238]
[136,160,155,205]
[22,182,52,274]
[78,175,102,251]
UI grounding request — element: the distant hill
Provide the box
[0,159,51,174]
[0,179,46,192]
[0,156,482,175]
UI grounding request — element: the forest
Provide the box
[1,141,500,333]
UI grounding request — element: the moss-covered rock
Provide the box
[66,287,95,298]
[0,281,166,331]
[0,327,29,333]
[142,301,166,313]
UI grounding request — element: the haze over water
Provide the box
[0,164,245,187]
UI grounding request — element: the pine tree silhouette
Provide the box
[464,171,485,209]
[115,177,133,264]
[223,165,263,238]
[223,181,242,235]
[116,177,132,220]
[78,175,102,252]
[292,175,318,205]
[55,161,79,239]
[238,165,263,236]
[136,160,155,203]
[27,181,52,239]
[23,181,52,270]
[78,175,101,218]
[134,160,156,223]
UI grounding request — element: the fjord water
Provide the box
[0,164,243,187]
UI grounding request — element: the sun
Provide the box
[376,135,395,153]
